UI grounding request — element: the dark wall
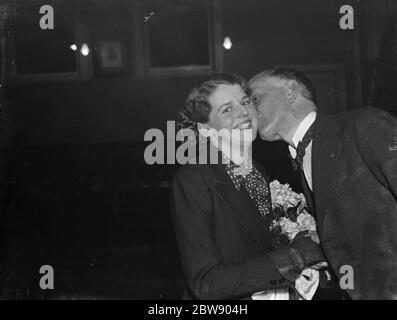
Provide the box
[7,77,200,145]
[6,0,361,146]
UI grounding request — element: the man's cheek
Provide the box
[257,102,268,114]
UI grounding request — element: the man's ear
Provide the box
[284,80,299,104]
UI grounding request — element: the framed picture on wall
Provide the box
[133,0,224,77]
[95,37,129,75]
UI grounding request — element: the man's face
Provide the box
[249,76,290,141]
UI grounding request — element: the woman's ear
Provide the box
[284,80,299,104]
[197,122,210,131]
[197,123,216,138]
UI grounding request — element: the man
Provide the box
[249,68,397,300]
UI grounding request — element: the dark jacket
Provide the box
[170,158,292,300]
[311,107,397,300]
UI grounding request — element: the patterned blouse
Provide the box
[224,159,272,219]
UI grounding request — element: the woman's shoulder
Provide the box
[173,163,213,183]
[171,164,216,202]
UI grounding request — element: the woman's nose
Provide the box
[242,103,256,119]
[238,104,249,117]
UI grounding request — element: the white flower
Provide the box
[274,195,284,204]
[270,180,308,209]
[297,212,317,232]
[278,218,300,239]
[270,180,317,242]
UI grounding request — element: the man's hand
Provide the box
[268,231,328,282]
[305,230,320,244]
[310,262,329,270]
[303,231,329,269]
[289,232,327,270]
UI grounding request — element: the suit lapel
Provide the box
[209,163,272,251]
[300,172,315,216]
[312,114,343,233]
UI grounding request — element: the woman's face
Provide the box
[204,83,258,142]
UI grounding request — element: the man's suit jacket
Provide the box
[170,159,292,300]
[311,107,397,300]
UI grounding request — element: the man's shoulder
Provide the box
[350,106,390,118]
[332,106,394,129]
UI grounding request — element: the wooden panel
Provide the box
[281,63,347,114]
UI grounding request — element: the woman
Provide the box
[170,74,325,300]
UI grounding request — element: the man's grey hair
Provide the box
[249,68,317,104]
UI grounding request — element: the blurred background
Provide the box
[0,0,396,299]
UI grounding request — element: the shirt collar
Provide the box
[289,111,317,157]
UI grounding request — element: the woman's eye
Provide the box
[242,100,250,105]
[222,106,232,113]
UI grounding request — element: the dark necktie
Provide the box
[294,122,315,170]
[289,121,316,215]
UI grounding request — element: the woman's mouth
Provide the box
[234,120,252,130]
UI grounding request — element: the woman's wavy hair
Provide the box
[177,74,250,135]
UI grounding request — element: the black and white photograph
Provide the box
[0,0,397,304]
